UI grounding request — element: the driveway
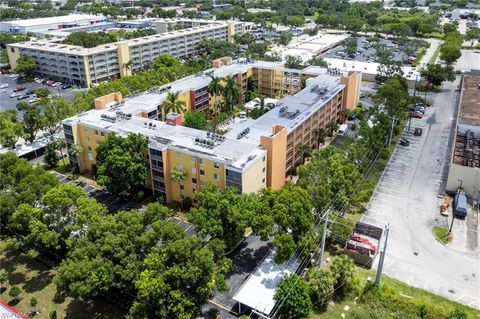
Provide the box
[418,38,441,66]
[363,78,480,309]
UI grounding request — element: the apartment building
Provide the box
[7,19,245,87]
[62,59,361,202]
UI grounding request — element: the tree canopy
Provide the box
[96,133,149,195]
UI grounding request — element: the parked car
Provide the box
[25,89,35,95]
[411,111,423,119]
[51,82,62,87]
[0,83,9,89]
[47,80,55,86]
[10,92,20,98]
[359,91,365,98]
[9,73,19,78]
[61,84,72,90]
[414,105,426,114]
[28,97,40,104]
[13,86,26,92]
[17,94,28,100]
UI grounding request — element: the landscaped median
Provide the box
[433,225,451,245]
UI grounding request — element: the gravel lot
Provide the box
[363,78,480,309]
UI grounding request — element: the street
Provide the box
[363,78,480,309]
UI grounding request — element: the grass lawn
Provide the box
[433,226,451,244]
[312,266,479,319]
[0,242,124,319]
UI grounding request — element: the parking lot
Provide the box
[50,171,145,213]
[0,73,85,114]
[363,78,480,309]
[322,36,407,64]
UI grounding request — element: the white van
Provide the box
[338,124,348,135]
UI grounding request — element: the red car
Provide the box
[411,111,423,119]
[47,80,55,86]
[13,86,26,92]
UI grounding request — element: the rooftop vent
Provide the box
[236,127,250,139]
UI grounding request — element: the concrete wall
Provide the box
[117,42,132,78]
[447,164,480,198]
[6,46,20,70]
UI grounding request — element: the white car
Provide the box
[0,83,8,89]
[9,73,19,78]
[51,82,62,87]
[10,92,20,98]
[28,98,40,104]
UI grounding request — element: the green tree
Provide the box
[0,270,7,289]
[222,75,240,114]
[344,37,358,56]
[9,286,22,302]
[208,76,224,118]
[132,237,216,319]
[274,274,312,319]
[0,110,23,149]
[170,167,186,209]
[307,267,334,308]
[285,55,304,69]
[465,28,480,47]
[44,138,59,169]
[330,255,355,297]
[17,102,43,143]
[449,308,467,319]
[43,97,74,134]
[96,133,149,195]
[14,56,36,78]
[30,296,38,308]
[276,32,293,46]
[440,42,462,65]
[420,64,455,88]
[35,87,50,98]
[183,111,208,130]
[374,76,409,116]
[161,91,186,119]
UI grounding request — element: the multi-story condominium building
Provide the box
[62,59,361,202]
[7,19,245,88]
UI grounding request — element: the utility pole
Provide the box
[375,223,389,285]
[319,209,329,266]
[388,117,397,149]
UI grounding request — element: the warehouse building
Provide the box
[7,19,245,87]
[0,14,106,34]
[446,75,480,198]
[62,59,361,203]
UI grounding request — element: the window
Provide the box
[86,136,90,142]
[191,155,195,162]
[200,170,205,176]
[88,153,93,161]
[177,152,182,159]
[262,167,266,172]
[262,178,265,183]
[191,167,196,174]
[84,127,88,132]
[100,132,105,137]
[10,47,14,53]
[199,158,204,165]
[96,140,100,144]
[214,162,220,169]
[192,178,197,184]
[192,188,196,193]
[178,164,183,169]
[94,130,99,135]
[214,173,220,181]
[88,146,92,151]
[180,185,184,190]
[262,156,266,162]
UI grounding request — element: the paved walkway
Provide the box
[418,38,442,67]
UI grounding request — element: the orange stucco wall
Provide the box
[340,71,362,110]
[260,125,288,190]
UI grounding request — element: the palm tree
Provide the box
[170,167,186,210]
[222,75,240,114]
[300,144,312,162]
[122,60,132,74]
[68,143,83,158]
[55,137,67,166]
[316,128,327,146]
[161,91,186,120]
[339,109,351,123]
[208,76,223,118]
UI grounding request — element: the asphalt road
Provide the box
[0,74,84,115]
[454,50,480,73]
[363,78,480,309]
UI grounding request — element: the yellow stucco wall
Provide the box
[83,56,92,87]
[260,125,287,190]
[117,42,132,78]
[241,155,267,193]
[6,45,20,70]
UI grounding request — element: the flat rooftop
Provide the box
[323,58,420,81]
[232,250,300,317]
[8,20,237,55]
[64,60,345,170]
[460,75,480,126]
[271,33,349,62]
[1,14,104,27]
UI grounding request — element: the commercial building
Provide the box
[62,59,361,202]
[7,19,245,87]
[0,14,106,34]
[446,75,480,198]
